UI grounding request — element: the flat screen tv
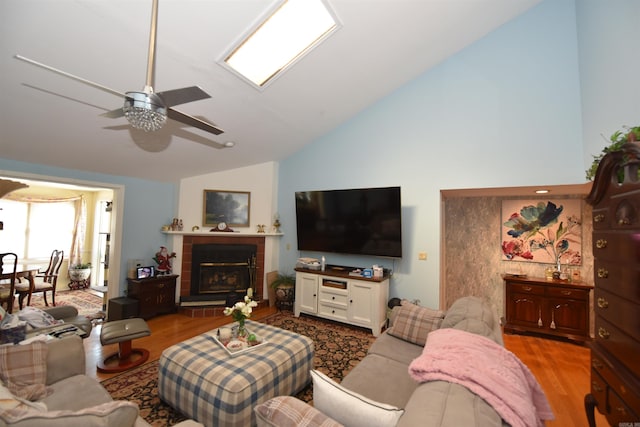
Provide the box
[295,186,402,258]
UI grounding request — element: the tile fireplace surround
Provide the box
[178,234,266,318]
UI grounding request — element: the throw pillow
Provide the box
[0,400,139,427]
[18,307,64,329]
[310,370,404,427]
[387,301,445,346]
[0,341,51,401]
[254,396,344,427]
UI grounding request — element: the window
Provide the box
[0,199,75,262]
[223,0,339,88]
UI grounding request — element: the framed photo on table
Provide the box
[203,190,250,227]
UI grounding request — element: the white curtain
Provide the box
[4,193,85,263]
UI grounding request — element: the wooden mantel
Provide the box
[162,231,283,237]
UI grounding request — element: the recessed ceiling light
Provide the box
[223,141,235,148]
[535,189,550,194]
[223,0,339,88]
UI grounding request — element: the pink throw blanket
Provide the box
[408,328,554,427]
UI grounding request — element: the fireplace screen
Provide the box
[199,260,255,294]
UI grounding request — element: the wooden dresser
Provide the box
[585,143,640,425]
[503,275,592,343]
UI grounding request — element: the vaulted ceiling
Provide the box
[0,0,541,182]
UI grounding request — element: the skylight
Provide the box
[224,0,338,88]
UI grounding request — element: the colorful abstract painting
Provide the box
[501,199,582,265]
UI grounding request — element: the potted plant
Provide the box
[270,273,295,310]
[69,262,92,282]
[586,125,640,181]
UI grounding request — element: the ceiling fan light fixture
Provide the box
[123,91,167,132]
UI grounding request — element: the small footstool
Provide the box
[98,318,151,373]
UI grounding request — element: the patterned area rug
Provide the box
[19,289,105,320]
[100,311,377,427]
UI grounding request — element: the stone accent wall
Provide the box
[443,195,593,323]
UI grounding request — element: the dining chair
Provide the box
[0,252,18,313]
[16,249,64,309]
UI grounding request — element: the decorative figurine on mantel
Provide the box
[153,246,176,275]
[272,214,281,233]
[257,224,266,233]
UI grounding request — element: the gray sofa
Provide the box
[0,335,203,427]
[255,296,510,427]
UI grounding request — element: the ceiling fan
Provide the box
[15,0,223,136]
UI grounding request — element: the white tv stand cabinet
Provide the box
[294,266,390,336]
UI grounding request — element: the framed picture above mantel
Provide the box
[203,190,250,228]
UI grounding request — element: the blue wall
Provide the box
[277,0,638,307]
[576,0,640,167]
[0,158,177,295]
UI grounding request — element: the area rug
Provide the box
[100,312,377,427]
[19,289,105,320]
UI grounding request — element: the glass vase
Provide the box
[237,318,247,338]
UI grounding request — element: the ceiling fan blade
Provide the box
[103,125,130,131]
[170,128,226,150]
[167,108,224,135]
[157,86,211,108]
[15,55,124,99]
[101,108,125,119]
[21,83,111,112]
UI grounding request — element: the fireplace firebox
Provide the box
[181,243,257,307]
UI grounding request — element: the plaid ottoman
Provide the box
[158,320,314,427]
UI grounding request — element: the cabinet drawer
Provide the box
[589,368,608,415]
[592,352,640,413]
[593,231,640,263]
[593,261,640,304]
[506,282,545,295]
[595,288,640,341]
[319,291,348,306]
[318,304,348,321]
[545,286,589,300]
[595,316,640,379]
[608,388,639,425]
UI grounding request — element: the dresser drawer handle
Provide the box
[615,406,627,415]
[158,283,165,288]
[522,286,533,292]
[592,359,603,369]
[597,297,609,309]
[597,268,609,279]
[618,217,631,226]
[561,290,572,296]
[591,382,603,393]
[595,239,608,249]
[598,327,610,339]
[594,214,605,223]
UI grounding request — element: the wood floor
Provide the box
[84,309,608,426]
